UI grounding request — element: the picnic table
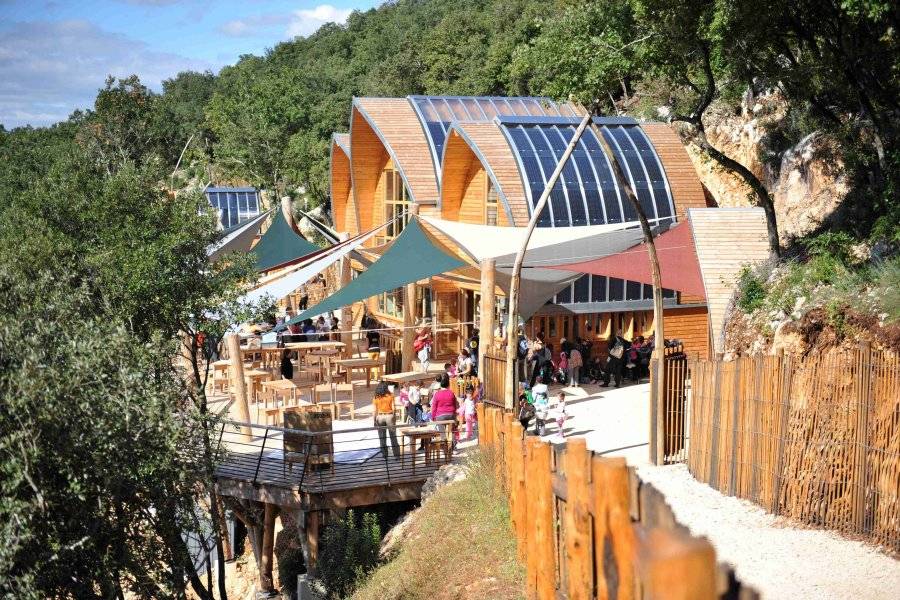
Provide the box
[260,379,312,406]
[310,348,342,383]
[401,427,441,473]
[335,357,383,388]
[383,368,444,386]
[243,369,271,402]
[283,341,346,351]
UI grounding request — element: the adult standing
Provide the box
[280,350,294,381]
[515,327,529,383]
[467,328,480,376]
[601,330,630,388]
[568,345,583,388]
[529,336,550,387]
[413,327,432,372]
[372,381,400,458]
[430,374,459,448]
[366,322,382,379]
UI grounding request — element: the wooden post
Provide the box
[402,207,419,371]
[225,333,252,437]
[305,510,320,578]
[339,232,353,357]
[523,440,538,597]
[854,341,872,533]
[259,503,278,594]
[281,195,299,233]
[637,528,716,600]
[528,438,555,600]
[504,112,594,409]
[479,257,496,386]
[564,439,593,600]
[592,457,636,600]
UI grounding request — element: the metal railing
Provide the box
[213,417,457,495]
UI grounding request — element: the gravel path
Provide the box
[537,381,900,599]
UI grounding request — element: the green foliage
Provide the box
[873,256,900,323]
[277,545,306,598]
[318,510,382,599]
[736,265,768,313]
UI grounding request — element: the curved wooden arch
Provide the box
[440,122,528,226]
[330,133,357,235]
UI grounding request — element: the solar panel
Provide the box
[205,187,260,229]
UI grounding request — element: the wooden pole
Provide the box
[854,341,872,534]
[585,112,666,466]
[259,503,278,594]
[338,232,353,357]
[305,510,320,578]
[504,112,594,408]
[637,528,716,600]
[479,257,496,386]
[281,195,299,234]
[402,207,420,371]
[565,439,593,600]
[225,333,252,437]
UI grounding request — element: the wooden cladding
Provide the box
[641,123,708,221]
[330,137,356,234]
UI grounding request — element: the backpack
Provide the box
[517,337,529,359]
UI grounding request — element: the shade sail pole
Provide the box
[504,111,593,409]
[584,106,666,465]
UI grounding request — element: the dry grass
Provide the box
[352,449,525,600]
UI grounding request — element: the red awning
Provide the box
[547,222,706,298]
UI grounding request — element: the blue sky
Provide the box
[0,0,378,129]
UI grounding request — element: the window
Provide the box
[416,287,433,320]
[378,288,404,318]
[485,178,499,226]
[384,170,411,239]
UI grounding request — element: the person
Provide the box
[554,391,568,438]
[397,382,410,420]
[517,392,535,434]
[516,328,530,382]
[556,351,569,385]
[461,384,477,440]
[601,330,630,388]
[627,336,644,382]
[301,319,317,342]
[366,325,381,360]
[407,382,423,424]
[560,337,573,357]
[280,350,294,381]
[588,356,605,384]
[637,336,653,380]
[467,328,480,376]
[288,319,302,342]
[529,337,550,387]
[569,345,583,388]
[457,348,474,378]
[372,381,400,458]
[531,376,550,436]
[298,286,309,311]
[430,374,459,446]
[578,337,592,369]
[429,374,442,395]
[315,316,329,341]
[414,327,432,372]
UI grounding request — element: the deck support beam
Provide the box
[304,510,321,578]
[339,232,353,357]
[401,205,420,371]
[258,503,279,597]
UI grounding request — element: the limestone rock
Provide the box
[420,462,468,502]
[771,321,808,355]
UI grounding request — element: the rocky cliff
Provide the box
[683,91,849,245]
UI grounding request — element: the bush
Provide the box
[873,256,900,323]
[318,510,382,599]
[736,265,768,313]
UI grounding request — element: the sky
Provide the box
[0,0,378,129]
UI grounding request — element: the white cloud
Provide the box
[218,13,291,38]
[286,4,352,38]
[0,20,214,128]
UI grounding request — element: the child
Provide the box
[554,391,568,438]
[532,376,549,436]
[461,384,477,440]
[517,393,534,434]
[557,351,569,385]
[414,328,432,372]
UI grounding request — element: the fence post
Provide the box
[637,528,716,600]
[728,357,742,496]
[592,456,635,600]
[509,420,526,559]
[772,349,792,514]
[523,439,538,598]
[854,341,872,534]
[564,439,593,600]
[527,438,555,600]
[650,357,665,465]
[477,402,485,443]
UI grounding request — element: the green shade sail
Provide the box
[280,218,466,328]
[252,210,319,272]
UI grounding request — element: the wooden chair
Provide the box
[313,383,335,418]
[426,419,453,465]
[332,383,356,420]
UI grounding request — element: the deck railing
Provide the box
[214,418,456,494]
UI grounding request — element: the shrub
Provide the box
[736,265,768,313]
[318,510,382,599]
[873,256,900,323]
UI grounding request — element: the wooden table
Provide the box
[211,359,231,373]
[383,369,444,386]
[401,427,441,473]
[260,379,304,406]
[240,346,282,369]
[243,369,271,402]
[335,357,384,388]
[284,341,346,351]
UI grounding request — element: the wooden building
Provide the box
[330,96,714,359]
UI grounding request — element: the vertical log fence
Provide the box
[477,404,758,599]
[682,342,899,553]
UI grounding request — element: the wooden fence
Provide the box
[477,405,758,600]
[649,345,690,464]
[685,343,899,553]
[481,351,510,409]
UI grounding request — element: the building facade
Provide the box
[329,96,713,359]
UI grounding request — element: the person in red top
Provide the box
[430,374,459,446]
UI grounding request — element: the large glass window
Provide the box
[378,288,404,318]
[384,170,411,239]
[485,178,499,226]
